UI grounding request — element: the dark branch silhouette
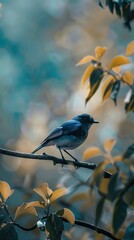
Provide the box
[0,148,111,178]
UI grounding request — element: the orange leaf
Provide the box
[56,208,75,225]
[104,139,116,153]
[33,183,53,202]
[95,46,107,60]
[81,64,94,85]
[83,147,102,160]
[126,41,134,56]
[109,55,130,69]
[122,71,133,86]
[112,66,121,73]
[101,76,114,101]
[15,203,37,219]
[0,181,14,201]
[76,55,95,66]
[50,188,67,203]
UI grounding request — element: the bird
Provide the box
[32,113,99,162]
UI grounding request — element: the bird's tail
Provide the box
[32,144,43,154]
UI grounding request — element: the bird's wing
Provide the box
[41,120,81,145]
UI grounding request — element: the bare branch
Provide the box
[0,148,111,178]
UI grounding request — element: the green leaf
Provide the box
[108,172,121,202]
[125,88,134,113]
[98,0,104,8]
[111,80,121,105]
[86,68,104,104]
[122,1,131,18]
[46,214,64,240]
[115,3,122,16]
[95,197,105,226]
[106,0,115,13]
[123,143,134,159]
[0,224,18,240]
[123,222,134,240]
[113,198,128,234]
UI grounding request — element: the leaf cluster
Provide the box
[77,41,134,112]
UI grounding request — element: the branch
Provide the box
[0,148,111,178]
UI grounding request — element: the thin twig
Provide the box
[0,148,111,178]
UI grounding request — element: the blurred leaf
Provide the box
[123,184,134,207]
[0,181,14,202]
[81,64,94,85]
[92,159,109,187]
[123,222,134,240]
[113,198,128,234]
[101,76,114,101]
[123,143,134,159]
[95,46,107,60]
[83,147,102,160]
[0,224,18,240]
[76,56,95,66]
[33,183,53,202]
[86,68,104,103]
[46,214,64,240]
[111,80,121,105]
[99,178,110,195]
[108,172,122,201]
[50,188,67,203]
[122,71,133,86]
[125,88,134,113]
[26,201,46,208]
[122,1,131,18]
[107,0,115,13]
[68,192,89,204]
[115,3,122,17]
[15,203,37,219]
[126,41,134,56]
[115,228,125,240]
[98,0,104,8]
[95,197,105,226]
[56,208,75,225]
[109,55,130,69]
[104,139,116,153]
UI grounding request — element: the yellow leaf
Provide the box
[113,155,122,163]
[112,66,121,73]
[104,139,116,153]
[50,188,67,203]
[101,76,114,101]
[95,46,107,60]
[76,55,95,66]
[33,183,53,202]
[56,208,75,225]
[26,201,46,208]
[92,159,110,186]
[15,203,37,219]
[83,147,102,160]
[0,181,14,201]
[109,55,130,69]
[126,41,134,56]
[99,178,110,195]
[68,193,89,204]
[85,81,100,103]
[81,64,94,85]
[122,71,133,86]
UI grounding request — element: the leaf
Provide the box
[46,213,64,240]
[56,208,75,225]
[83,147,102,160]
[124,88,134,113]
[92,159,109,187]
[15,203,38,219]
[0,181,14,202]
[122,71,133,86]
[107,0,115,14]
[86,68,104,103]
[108,172,121,201]
[112,198,128,234]
[98,0,104,8]
[33,183,53,202]
[76,55,95,66]
[126,41,134,56]
[99,178,110,195]
[123,143,134,159]
[111,80,121,105]
[0,224,18,240]
[123,222,134,240]
[109,55,130,69]
[26,201,46,208]
[50,188,67,203]
[101,76,114,101]
[95,197,105,226]
[95,46,107,60]
[81,64,95,85]
[123,185,134,207]
[115,3,122,17]
[104,139,116,153]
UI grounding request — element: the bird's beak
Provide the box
[94,120,99,124]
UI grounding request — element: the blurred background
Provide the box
[0,0,134,239]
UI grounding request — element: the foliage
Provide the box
[77,42,134,112]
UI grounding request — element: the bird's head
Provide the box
[73,114,99,128]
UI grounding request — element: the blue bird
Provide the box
[32,114,99,162]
